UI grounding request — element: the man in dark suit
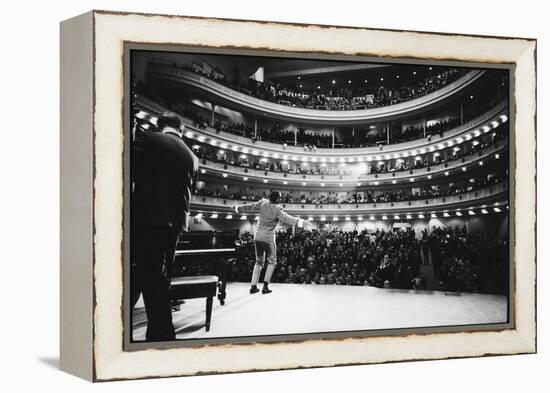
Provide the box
[132,112,198,341]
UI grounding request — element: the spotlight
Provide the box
[211,213,218,218]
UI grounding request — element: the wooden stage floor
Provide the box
[132,282,508,341]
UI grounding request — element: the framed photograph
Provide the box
[60,10,536,381]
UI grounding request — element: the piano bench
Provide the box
[170,275,219,332]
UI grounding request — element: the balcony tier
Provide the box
[147,63,485,125]
[190,181,507,217]
[136,95,508,160]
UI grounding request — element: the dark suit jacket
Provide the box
[132,130,199,231]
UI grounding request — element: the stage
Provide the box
[132,282,508,340]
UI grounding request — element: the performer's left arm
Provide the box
[276,209,309,229]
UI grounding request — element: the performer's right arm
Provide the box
[233,199,264,214]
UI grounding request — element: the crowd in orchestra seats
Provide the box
[189,128,505,177]
[230,226,507,294]
[194,172,506,204]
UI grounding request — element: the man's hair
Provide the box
[156,112,182,131]
[269,191,281,204]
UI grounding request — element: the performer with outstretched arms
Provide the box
[233,191,310,294]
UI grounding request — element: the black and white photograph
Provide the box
[129,49,511,343]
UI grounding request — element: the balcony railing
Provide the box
[191,181,508,215]
[197,139,507,184]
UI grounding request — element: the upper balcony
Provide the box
[147,62,485,125]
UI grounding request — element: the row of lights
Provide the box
[196,205,507,221]
[185,114,507,163]
[201,154,500,185]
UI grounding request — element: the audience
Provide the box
[229,227,507,294]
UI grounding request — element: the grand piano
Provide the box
[170,230,238,331]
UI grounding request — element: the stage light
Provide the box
[332,79,336,84]
[317,85,321,89]
[456,211,463,216]
[283,181,288,185]
[491,121,499,128]
[495,154,500,159]
[240,215,247,220]
[500,114,508,122]
[396,75,400,79]
[348,80,352,84]
[252,149,259,155]
[220,142,228,149]
[382,215,388,220]
[358,216,363,221]
[406,214,412,219]
[211,213,218,219]
[373,181,379,186]
[218,149,225,155]
[392,180,397,184]
[197,136,205,142]
[192,144,200,150]
[320,216,326,221]
[243,176,248,181]
[494,207,502,213]
[339,183,343,187]
[394,215,400,220]
[413,71,416,75]
[226,214,233,219]
[302,182,307,186]
[479,161,484,166]
[239,154,247,159]
[431,213,437,218]
[483,125,491,133]
[443,212,450,217]
[357,182,362,186]
[481,209,489,214]
[410,178,415,182]
[255,216,260,220]
[308,216,314,221]
[380,77,384,81]
[185,131,194,138]
[345,217,351,221]
[222,173,228,178]
[444,171,449,176]
[370,216,375,221]
[210,140,217,146]
[333,217,339,221]
[195,213,203,218]
[427,175,432,179]
[321,183,325,187]
[462,167,467,172]
[468,210,475,216]
[418,214,425,219]
[263,179,268,183]
[200,169,206,174]
[474,130,481,137]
